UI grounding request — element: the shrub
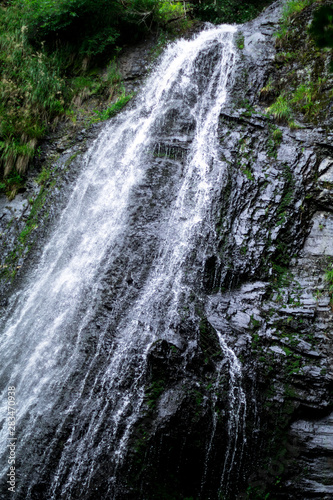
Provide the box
[0,169,25,200]
[310,4,333,49]
[20,0,186,57]
[21,0,122,56]
[0,1,187,188]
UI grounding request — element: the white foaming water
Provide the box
[0,25,238,498]
[200,324,247,496]
[217,331,247,492]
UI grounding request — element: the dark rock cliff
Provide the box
[0,1,332,499]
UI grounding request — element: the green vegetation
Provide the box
[192,0,273,24]
[272,127,282,142]
[246,485,270,499]
[0,184,47,281]
[236,33,245,50]
[241,168,254,181]
[146,380,165,409]
[0,0,189,196]
[325,261,333,308]
[267,80,326,125]
[0,7,64,195]
[0,170,25,200]
[90,93,134,123]
[275,0,317,41]
[266,93,292,123]
[36,166,51,185]
[0,146,84,281]
[21,0,186,56]
[264,0,333,127]
[1,0,329,195]
[310,4,333,47]
[275,165,294,227]
[199,316,221,358]
[310,4,333,70]
[237,134,255,183]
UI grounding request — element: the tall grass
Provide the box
[266,93,293,122]
[0,5,65,188]
[266,0,331,127]
[0,1,188,196]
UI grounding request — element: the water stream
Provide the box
[0,25,241,498]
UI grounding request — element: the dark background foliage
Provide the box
[191,0,274,23]
[1,0,332,195]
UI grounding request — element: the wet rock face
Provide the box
[123,2,333,498]
[0,2,332,499]
[118,344,227,499]
[117,39,154,94]
[201,1,333,497]
[288,412,333,498]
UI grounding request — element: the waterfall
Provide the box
[217,331,247,492]
[200,326,247,497]
[0,25,240,498]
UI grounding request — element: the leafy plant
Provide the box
[236,33,245,50]
[0,169,25,199]
[272,128,283,142]
[291,82,320,115]
[0,6,65,179]
[20,0,186,56]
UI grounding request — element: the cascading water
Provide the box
[0,24,244,498]
[217,331,247,491]
[200,323,247,497]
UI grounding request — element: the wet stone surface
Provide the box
[0,1,332,499]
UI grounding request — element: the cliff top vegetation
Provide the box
[0,0,331,198]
